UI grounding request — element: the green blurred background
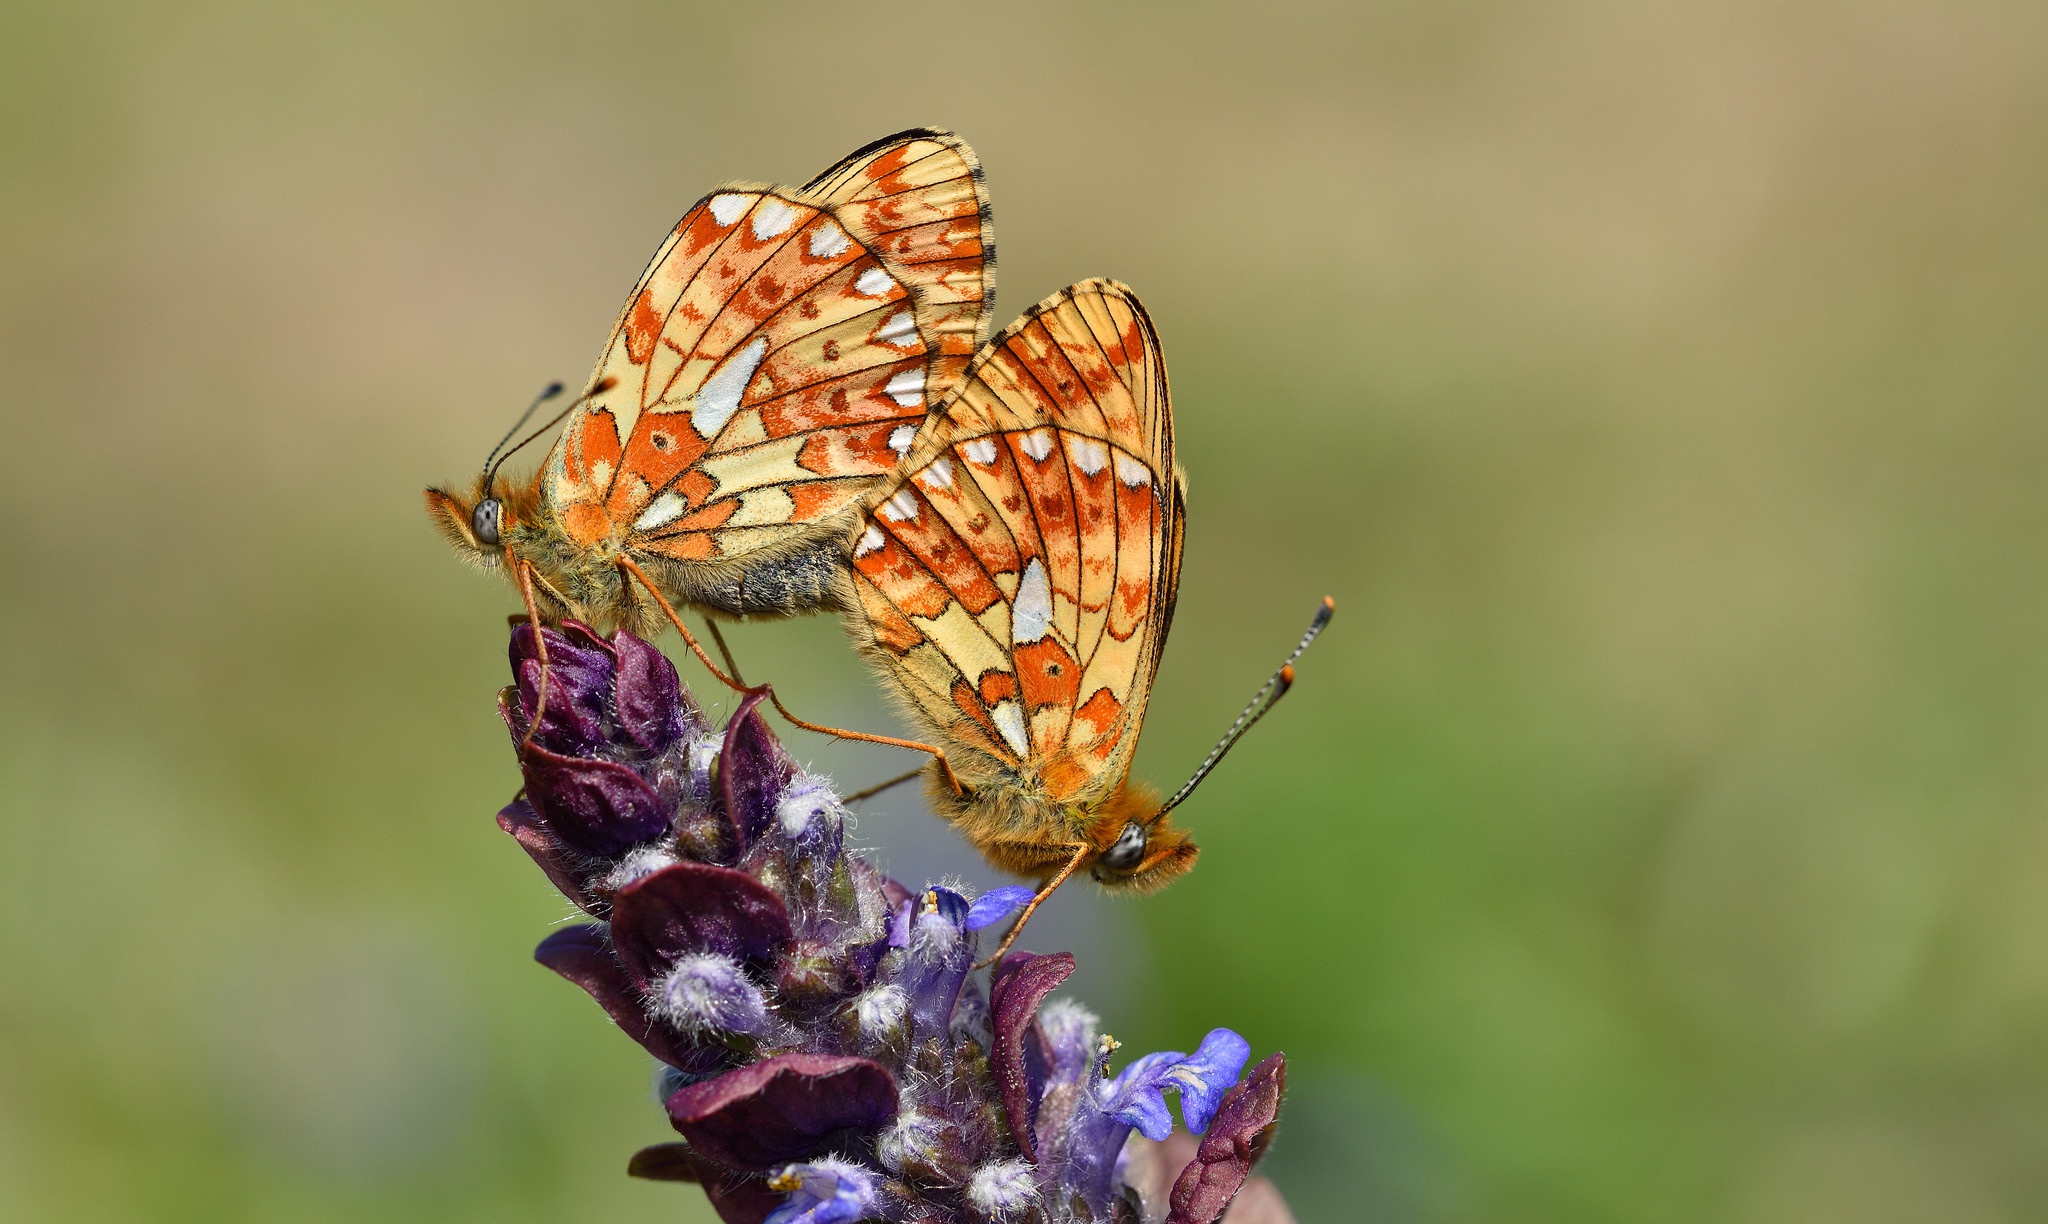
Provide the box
[5,1,2047,1219]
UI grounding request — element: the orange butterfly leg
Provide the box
[973,842,1091,970]
[616,557,965,795]
[511,552,550,747]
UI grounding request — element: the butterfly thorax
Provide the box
[501,514,645,634]
[426,471,653,636]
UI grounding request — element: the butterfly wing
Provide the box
[843,279,1184,803]
[542,132,994,608]
[801,129,996,392]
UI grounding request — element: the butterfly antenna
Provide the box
[481,376,618,495]
[1153,596,1336,819]
[480,382,564,495]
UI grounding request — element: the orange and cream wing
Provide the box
[845,280,1183,803]
[801,128,995,389]
[544,132,994,565]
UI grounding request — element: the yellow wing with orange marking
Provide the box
[843,279,1184,802]
[543,131,995,577]
[802,129,996,395]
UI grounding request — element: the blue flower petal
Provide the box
[1168,1028,1251,1134]
[764,1158,884,1224]
[966,885,1037,932]
[1104,1049,1186,1141]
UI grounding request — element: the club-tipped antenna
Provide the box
[1153,596,1336,819]
[479,382,564,495]
[480,376,617,496]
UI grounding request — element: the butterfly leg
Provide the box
[842,766,927,805]
[616,557,966,794]
[511,552,551,747]
[704,619,747,687]
[974,842,1092,970]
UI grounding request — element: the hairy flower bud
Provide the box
[489,624,1291,1223]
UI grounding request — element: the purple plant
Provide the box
[495,622,1294,1223]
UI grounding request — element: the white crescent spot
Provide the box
[919,457,953,489]
[1114,452,1153,488]
[855,266,896,297]
[709,194,749,226]
[1068,436,1108,477]
[752,198,797,240]
[633,492,689,532]
[888,424,917,455]
[991,700,1030,758]
[854,524,885,557]
[963,438,999,467]
[691,338,768,439]
[877,310,918,347]
[1018,429,1055,462]
[808,219,850,258]
[880,488,919,523]
[885,369,924,408]
[1012,558,1052,644]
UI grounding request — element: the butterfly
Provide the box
[834,278,1333,960]
[426,128,996,637]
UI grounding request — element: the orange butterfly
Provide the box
[836,279,1333,960]
[426,128,995,634]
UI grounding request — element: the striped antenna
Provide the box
[1153,596,1335,819]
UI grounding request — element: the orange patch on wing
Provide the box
[764,378,915,440]
[611,419,707,516]
[625,288,662,365]
[854,532,950,620]
[857,582,923,654]
[562,502,611,548]
[679,205,729,256]
[1013,320,1084,410]
[565,410,622,489]
[986,345,1061,421]
[978,670,1018,708]
[1014,638,1081,715]
[798,421,909,477]
[1108,474,1159,638]
[670,500,737,532]
[1010,432,1081,624]
[1074,688,1123,741]
[1070,452,1117,608]
[862,144,915,188]
[950,678,1004,753]
[890,499,1002,615]
[1117,316,1144,368]
[675,468,715,509]
[788,481,859,521]
[643,531,715,560]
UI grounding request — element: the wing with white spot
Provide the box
[544,131,994,568]
[802,129,996,395]
[843,280,1183,803]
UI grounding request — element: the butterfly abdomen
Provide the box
[650,529,848,619]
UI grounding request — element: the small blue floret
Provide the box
[764,1158,883,1224]
[966,885,1037,932]
[1169,1028,1252,1134]
[1103,1027,1252,1140]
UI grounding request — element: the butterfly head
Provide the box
[1083,780,1198,894]
[424,472,537,568]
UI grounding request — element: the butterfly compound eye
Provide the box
[1101,822,1147,871]
[471,498,503,547]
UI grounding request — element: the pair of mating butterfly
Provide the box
[428,129,1330,961]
